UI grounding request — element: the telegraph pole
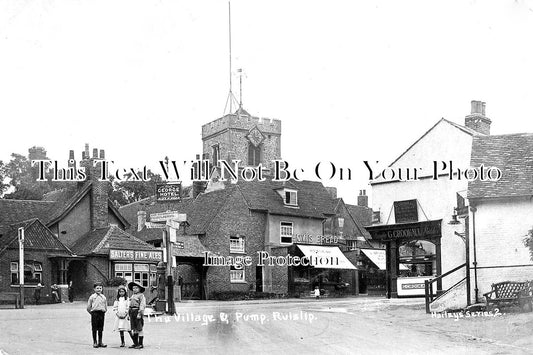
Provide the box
[18,227,25,309]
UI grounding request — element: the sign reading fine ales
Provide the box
[156,183,181,202]
[109,249,163,261]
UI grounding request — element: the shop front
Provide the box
[288,244,357,297]
[109,249,163,289]
[365,220,442,298]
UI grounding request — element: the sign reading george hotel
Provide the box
[156,182,181,202]
[110,249,163,262]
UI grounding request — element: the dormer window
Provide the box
[284,189,298,206]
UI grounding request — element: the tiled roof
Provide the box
[0,219,71,256]
[172,235,208,258]
[469,133,533,199]
[187,188,235,234]
[70,225,156,256]
[346,204,373,228]
[236,179,336,219]
[0,199,55,228]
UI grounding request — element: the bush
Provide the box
[107,277,127,287]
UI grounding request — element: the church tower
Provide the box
[201,108,282,171]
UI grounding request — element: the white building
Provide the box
[367,100,490,301]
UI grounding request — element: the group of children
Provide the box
[86,281,147,349]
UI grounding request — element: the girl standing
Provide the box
[113,285,131,347]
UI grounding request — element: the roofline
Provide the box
[46,182,92,226]
[469,194,533,203]
[108,201,130,229]
[388,118,477,168]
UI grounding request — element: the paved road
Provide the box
[0,297,530,354]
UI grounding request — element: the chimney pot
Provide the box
[92,148,98,158]
[84,143,89,158]
[69,150,74,160]
[466,100,491,135]
[100,149,105,159]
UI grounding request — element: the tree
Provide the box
[110,170,163,206]
[524,228,533,261]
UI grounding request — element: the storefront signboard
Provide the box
[397,276,436,297]
[150,211,184,222]
[109,249,163,262]
[367,220,442,241]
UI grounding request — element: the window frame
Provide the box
[280,221,294,244]
[284,189,298,206]
[230,266,245,283]
[229,235,246,253]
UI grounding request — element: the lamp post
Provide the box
[449,207,471,307]
[18,227,24,309]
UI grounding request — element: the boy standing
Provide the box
[87,282,108,348]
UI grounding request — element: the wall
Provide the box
[0,248,55,304]
[266,214,324,247]
[55,194,92,248]
[201,189,266,298]
[469,197,533,302]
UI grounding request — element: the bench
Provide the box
[0,292,21,309]
[483,281,533,312]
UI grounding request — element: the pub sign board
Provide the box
[156,182,181,202]
[366,220,442,241]
[109,249,163,262]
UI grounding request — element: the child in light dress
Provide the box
[113,285,132,347]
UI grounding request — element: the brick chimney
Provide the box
[79,144,109,230]
[357,190,368,207]
[465,100,491,135]
[137,210,147,232]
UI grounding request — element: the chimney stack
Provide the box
[137,210,147,232]
[79,143,109,230]
[465,100,491,135]
[357,190,368,207]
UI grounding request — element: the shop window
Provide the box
[133,264,150,288]
[398,240,436,277]
[230,266,245,283]
[11,261,42,284]
[280,222,293,244]
[230,235,245,253]
[284,189,298,206]
[115,263,133,282]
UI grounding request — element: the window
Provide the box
[133,264,150,287]
[230,235,245,253]
[346,240,357,251]
[284,189,298,206]
[248,143,261,166]
[10,261,42,284]
[212,145,220,167]
[280,222,293,244]
[230,266,245,283]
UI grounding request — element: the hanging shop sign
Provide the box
[367,220,442,241]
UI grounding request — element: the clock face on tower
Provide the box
[246,126,265,147]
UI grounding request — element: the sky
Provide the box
[1,0,533,204]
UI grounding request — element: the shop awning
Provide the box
[360,248,409,271]
[296,245,357,270]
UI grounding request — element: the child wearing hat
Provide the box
[87,282,108,348]
[113,285,131,347]
[128,281,147,349]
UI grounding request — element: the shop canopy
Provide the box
[360,248,409,271]
[296,245,357,270]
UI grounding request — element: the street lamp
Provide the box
[18,227,24,309]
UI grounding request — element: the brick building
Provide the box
[120,109,368,300]
[0,145,159,302]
